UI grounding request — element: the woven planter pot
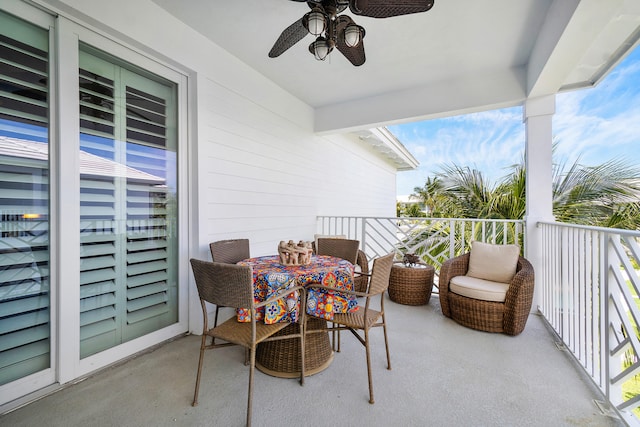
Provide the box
[388,262,435,306]
[255,317,332,377]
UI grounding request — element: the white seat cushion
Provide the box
[450,275,510,302]
[467,241,520,283]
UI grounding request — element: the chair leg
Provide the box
[331,323,336,351]
[364,328,375,404]
[192,334,208,406]
[299,321,305,386]
[212,306,220,345]
[246,345,255,427]
[381,313,391,370]
[331,323,342,353]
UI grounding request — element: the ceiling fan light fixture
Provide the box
[344,23,365,47]
[309,36,333,61]
[270,0,436,66]
[304,9,327,36]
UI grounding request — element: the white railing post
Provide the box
[605,232,614,406]
[449,219,455,258]
[361,217,367,260]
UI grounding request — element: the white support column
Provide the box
[523,95,556,312]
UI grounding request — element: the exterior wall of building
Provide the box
[196,78,398,258]
[0,0,399,409]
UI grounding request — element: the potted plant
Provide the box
[388,252,435,306]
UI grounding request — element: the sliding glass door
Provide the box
[0,5,184,405]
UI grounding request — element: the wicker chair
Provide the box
[314,238,370,292]
[189,258,305,427]
[439,252,535,336]
[209,238,250,264]
[316,237,359,263]
[209,239,251,329]
[305,252,394,404]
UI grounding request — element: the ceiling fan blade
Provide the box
[349,0,434,18]
[336,40,366,66]
[268,18,308,58]
[336,15,366,66]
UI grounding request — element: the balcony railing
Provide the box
[539,221,640,426]
[318,216,640,425]
[317,216,524,270]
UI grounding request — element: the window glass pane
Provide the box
[78,47,178,358]
[0,11,50,385]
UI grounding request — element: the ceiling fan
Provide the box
[268,0,435,66]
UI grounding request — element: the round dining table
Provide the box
[238,254,357,378]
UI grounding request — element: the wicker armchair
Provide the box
[439,252,535,336]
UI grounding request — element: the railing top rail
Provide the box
[319,216,523,223]
[537,220,640,238]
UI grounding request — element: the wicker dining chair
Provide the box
[209,238,250,264]
[353,250,370,292]
[209,239,251,329]
[189,258,306,427]
[315,237,366,347]
[315,238,359,264]
[305,252,394,404]
[314,237,369,291]
[438,245,535,336]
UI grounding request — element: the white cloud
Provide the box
[553,54,640,167]
[392,106,525,194]
[393,46,640,195]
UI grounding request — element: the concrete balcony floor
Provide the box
[1,296,626,427]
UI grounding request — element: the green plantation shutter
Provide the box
[78,48,177,357]
[78,60,119,355]
[0,12,50,385]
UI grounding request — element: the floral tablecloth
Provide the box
[237,255,358,324]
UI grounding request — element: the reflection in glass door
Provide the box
[0,11,50,385]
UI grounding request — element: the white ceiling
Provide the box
[152,0,640,133]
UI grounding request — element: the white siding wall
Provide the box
[43,0,398,335]
[199,78,397,257]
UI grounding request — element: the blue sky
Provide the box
[390,45,640,196]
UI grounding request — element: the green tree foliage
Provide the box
[409,155,640,230]
[552,158,640,229]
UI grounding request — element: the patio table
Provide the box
[237,254,357,377]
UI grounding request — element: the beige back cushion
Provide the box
[467,241,520,283]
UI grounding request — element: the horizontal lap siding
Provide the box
[198,79,396,256]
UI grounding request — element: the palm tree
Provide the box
[401,202,427,217]
[553,157,640,229]
[435,164,497,219]
[402,151,640,268]
[410,156,640,229]
[410,176,456,217]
